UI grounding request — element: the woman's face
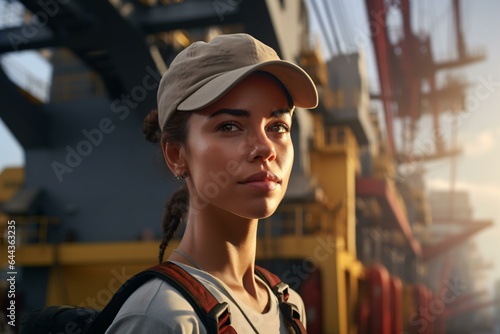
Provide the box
[183,72,294,219]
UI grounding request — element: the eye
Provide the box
[217,122,240,132]
[268,122,290,133]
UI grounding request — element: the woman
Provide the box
[106,33,318,333]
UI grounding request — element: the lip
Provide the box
[239,171,281,192]
[240,171,280,184]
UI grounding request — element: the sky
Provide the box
[419,0,500,291]
[1,0,500,290]
[309,0,500,292]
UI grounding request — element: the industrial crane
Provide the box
[364,0,484,161]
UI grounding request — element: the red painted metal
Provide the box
[411,284,434,334]
[389,276,403,334]
[399,0,419,147]
[421,220,492,261]
[364,0,484,161]
[357,278,370,334]
[364,0,396,155]
[298,268,323,333]
[367,265,392,334]
[356,176,422,256]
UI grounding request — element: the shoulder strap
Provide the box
[88,262,235,334]
[254,265,307,334]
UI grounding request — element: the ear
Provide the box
[162,141,187,176]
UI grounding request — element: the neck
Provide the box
[173,202,260,294]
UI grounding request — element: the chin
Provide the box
[237,201,281,220]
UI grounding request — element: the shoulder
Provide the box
[105,278,207,334]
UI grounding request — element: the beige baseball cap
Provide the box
[157,33,318,129]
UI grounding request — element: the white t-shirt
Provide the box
[105,261,306,333]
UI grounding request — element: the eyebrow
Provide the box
[208,108,293,119]
[208,109,250,118]
[270,108,294,118]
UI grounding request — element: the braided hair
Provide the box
[143,109,192,263]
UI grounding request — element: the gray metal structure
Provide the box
[0,0,305,240]
[0,0,315,310]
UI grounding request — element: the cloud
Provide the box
[464,131,495,157]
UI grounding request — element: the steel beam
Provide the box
[132,0,241,34]
[0,67,49,148]
[0,25,60,53]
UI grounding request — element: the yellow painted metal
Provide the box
[299,46,329,88]
[43,241,179,305]
[10,244,55,266]
[309,119,359,255]
[52,241,161,265]
[0,240,176,306]
[10,241,167,266]
[0,216,59,244]
[306,114,362,333]
[0,167,24,203]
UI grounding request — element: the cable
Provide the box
[308,0,338,56]
[335,0,355,51]
[343,0,360,47]
[323,0,344,54]
[447,1,454,59]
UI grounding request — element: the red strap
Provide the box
[279,301,308,333]
[255,265,307,333]
[149,263,220,315]
[147,262,235,333]
[149,263,305,333]
[255,265,290,302]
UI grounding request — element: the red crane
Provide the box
[364,0,485,162]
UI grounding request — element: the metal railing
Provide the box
[259,203,334,238]
[1,215,59,245]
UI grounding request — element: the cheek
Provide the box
[279,141,294,180]
[186,136,236,180]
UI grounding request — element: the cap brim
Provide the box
[177,60,318,111]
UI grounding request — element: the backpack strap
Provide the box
[88,262,235,334]
[147,262,236,334]
[255,265,307,334]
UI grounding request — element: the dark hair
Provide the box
[143,109,191,263]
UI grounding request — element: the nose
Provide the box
[246,130,276,163]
